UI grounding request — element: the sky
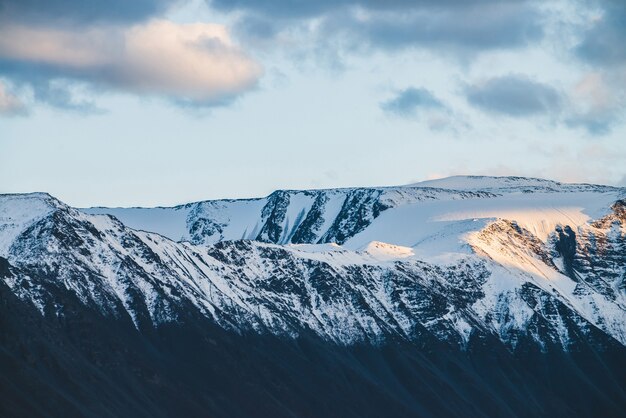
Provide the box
[0,0,625,207]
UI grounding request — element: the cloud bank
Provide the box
[0,0,623,136]
[219,0,544,54]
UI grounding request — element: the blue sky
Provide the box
[1,0,625,206]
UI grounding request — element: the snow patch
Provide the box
[361,241,414,260]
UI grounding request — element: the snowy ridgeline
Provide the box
[1,176,625,349]
[82,175,619,247]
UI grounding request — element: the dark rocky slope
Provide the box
[2,269,626,418]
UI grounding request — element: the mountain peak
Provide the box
[404,175,575,191]
[406,175,626,192]
[0,192,66,257]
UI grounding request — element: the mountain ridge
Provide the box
[2,175,625,347]
[1,175,626,416]
[79,175,623,212]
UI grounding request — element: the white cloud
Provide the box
[0,20,263,106]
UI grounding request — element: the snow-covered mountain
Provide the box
[2,176,626,417]
[3,176,626,347]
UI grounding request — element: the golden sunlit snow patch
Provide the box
[363,241,414,260]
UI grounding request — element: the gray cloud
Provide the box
[328,4,542,52]
[576,1,626,67]
[29,80,103,114]
[565,113,615,136]
[381,87,444,116]
[211,0,530,19]
[464,73,624,135]
[381,87,461,131]
[465,75,562,117]
[211,0,339,19]
[0,0,178,25]
[234,15,280,40]
[224,1,544,53]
